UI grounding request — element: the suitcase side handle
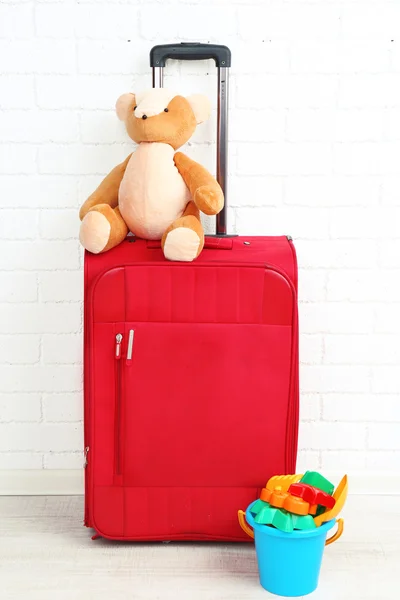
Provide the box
[150,42,230,237]
[150,43,231,68]
[146,237,233,250]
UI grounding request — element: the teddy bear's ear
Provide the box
[116,93,136,121]
[186,94,211,124]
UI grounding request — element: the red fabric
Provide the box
[84,235,299,541]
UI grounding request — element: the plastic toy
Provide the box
[266,473,303,492]
[289,483,336,509]
[300,471,334,496]
[314,474,348,527]
[240,500,344,596]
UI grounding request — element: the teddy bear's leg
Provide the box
[79,204,128,254]
[162,202,205,262]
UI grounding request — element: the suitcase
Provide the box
[83,43,299,541]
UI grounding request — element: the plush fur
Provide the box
[79,89,224,261]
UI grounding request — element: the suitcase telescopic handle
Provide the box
[150,43,231,68]
[150,42,231,236]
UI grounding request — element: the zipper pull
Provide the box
[115,333,123,359]
[126,329,135,366]
[83,446,89,468]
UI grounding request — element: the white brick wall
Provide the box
[0,0,399,477]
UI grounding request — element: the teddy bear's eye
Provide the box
[164,108,169,112]
[133,106,137,111]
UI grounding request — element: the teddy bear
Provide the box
[78,88,224,262]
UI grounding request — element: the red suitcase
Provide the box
[83,44,299,541]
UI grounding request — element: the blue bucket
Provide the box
[243,501,343,597]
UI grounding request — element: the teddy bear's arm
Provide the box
[174,152,224,216]
[79,154,132,220]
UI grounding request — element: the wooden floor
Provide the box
[0,495,397,599]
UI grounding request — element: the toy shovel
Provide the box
[314,475,348,527]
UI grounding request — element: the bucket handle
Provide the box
[238,510,344,546]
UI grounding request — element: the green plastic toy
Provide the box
[300,471,334,496]
[250,500,316,533]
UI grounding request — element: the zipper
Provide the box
[83,446,89,468]
[126,329,135,366]
[115,333,123,475]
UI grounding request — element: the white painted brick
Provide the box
[375,304,400,333]
[39,209,79,240]
[333,143,381,176]
[237,75,338,109]
[237,143,332,176]
[0,241,80,271]
[38,143,132,175]
[381,176,400,206]
[0,75,35,108]
[235,41,290,74]
[235,207,330,238]
[0,3,34,39]
[299,421,366,450]
[0,209,38,240]
[230,109,285,142]
[44,452,83,469]
[35,3,75,38]
[0,145,37,175]
[42,334,82,365]
[321,451,366,471]
[365,451,400,472]
[78,41,148,75]
[339,75,400,108]
[368,424,400,451]
[325,334,400,365]
[323,394,400,422]
[300,335,323,365]
[75,3,139,40]
[80,111,129,144]
[228,176,283,208]
[0,175,79,209]
[0,40,76,74]
[36,74,134,110]
[0,453,43,470]
[300,394,321,421]
[300,303,374,335]
[301,365,370,393]
[334,110,384,143]
[379,241,400,268]
[286,110,335,143]
[238,3,341,41]
[0,365,82,393]
[0,111,79,143]
[284,176,381,207]
[42,393,82,422]
[371,366,400,393]
[0,304,81,334]
[330,207,400,239]
[290,40,391,74]
[342,2,400,39]
[0,394,41,422]
[0,272,37,303]
[298,269,327,303]
[0,335,40,364]
[296,450,320,472]
[384,109,400,141]
[327,271,400,303]
[0,423,82,452]
[40,271,82,302]
[296,240,378,269]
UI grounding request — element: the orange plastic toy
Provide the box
[259,487,310,516]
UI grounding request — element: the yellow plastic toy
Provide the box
[266,473,303,492]
[314,474,348,527]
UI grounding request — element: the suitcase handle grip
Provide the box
[146,237,233,250]
[150,43,231,68]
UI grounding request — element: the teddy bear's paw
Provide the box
[79,210,111,254]
[163,227,201,262]
[194,185,224,216]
